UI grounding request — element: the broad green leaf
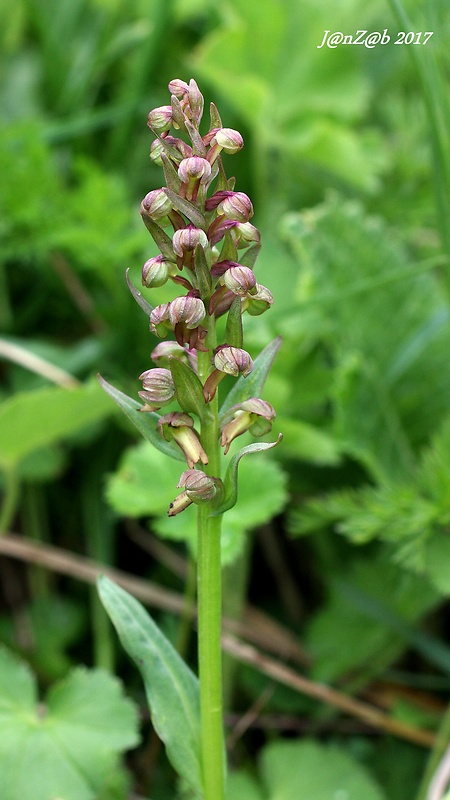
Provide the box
[97,577,202,795]
[276,415,341,466]
[0,380,113,469]
[105,440,182,517]
[225,772,264,800]
[98,375,184,461]
[213,436,282,515]
[260,739,384,800]
[0,647,139,800]
[219,336,282,417]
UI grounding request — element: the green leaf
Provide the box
[105,440,183,517]
[212,435,282,515]
[225,772,264,800]
[219,336,282,417]
[140,213,175,261]
[276,415,341,466]
[125,268,153,316]
[97,577,202,796]
[0,646,139,800]
[259,739,384,800]
[163,187,206,229]
[169,358,206,419]
[98,375,184,461]
[194,241,213,296]
[0,380,113,469]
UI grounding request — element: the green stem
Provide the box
[196,318,226,800]
[0,468,20,536]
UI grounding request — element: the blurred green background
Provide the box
[1,0,450,798]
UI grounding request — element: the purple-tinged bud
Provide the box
[169,295,206,328]
[168,469,222,516]
[157,412,208,469]
[147,105,173,133]
[243,283,274,316]
[164,135,193,161]
[178,157,211,184]
[173,226,209,266]
[150,303,171,337]
[142,255,172,288]
[223,265,257,296]
[178,156,211,200]
[138,367,175,409]
[205,191,254,222]
[214,345,253,377]
[203,344,253,402]
[231,222,261,248]
[215,128,244,153]
[207,127,244,163]
[220,398,276,454]
[141,189,173,221]
[151,341,189,365]
[168,79,189,97]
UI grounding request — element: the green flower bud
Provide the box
[223,265,257,296]
[147,105,173,132]
[142,255,171,288]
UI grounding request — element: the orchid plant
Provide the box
[98,78,281,800]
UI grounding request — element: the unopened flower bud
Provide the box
[231,221,261,248]
[187,79,204,125]
[220,398,276,453]
[142,255,172,288]
[149,139,165,165]
[158,412,208,468]
[150,303,171,337]
[169,295,206,328]
[151,341,188,365]
[223,265,257,296]
[138,367,175,409]
[168,79,189,97]
[173,226,208,261]
[141,189,173,221]
[244,283,274,316]
[214,128,244,153]
[147,105,173,132]
[206,191,253,222]
[178,156,211,200]
[168,469,222,516]
[214,345,253,377]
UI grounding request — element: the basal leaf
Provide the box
[260,739,384,800]
[219,336,282,417]
[0,647,139,800]
[0,380,113,469]
[98,577,202,795]
[98,375,184,461]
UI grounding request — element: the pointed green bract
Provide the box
[97,577,202,796]
[225,297,243,349]
[125,268,153,316]
[219,336,282,417]
[169,357,206,418]
[98,375,184,461]
[212,435,283,515]
[140,213,176,261]
[163,187,206,229]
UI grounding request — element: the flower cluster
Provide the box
[137,79,276,514]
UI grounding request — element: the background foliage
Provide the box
[1,0,450,798]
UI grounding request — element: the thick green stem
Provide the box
[196,319,226,800]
